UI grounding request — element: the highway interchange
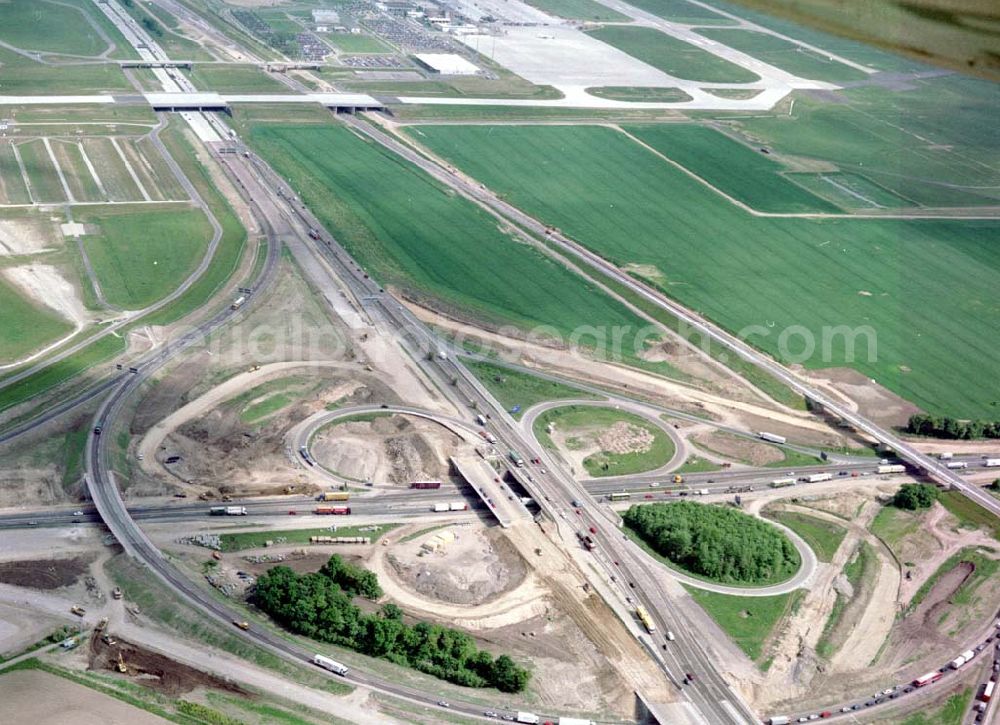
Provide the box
[1,2,997,724]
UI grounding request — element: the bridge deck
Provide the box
[450,455,530,528]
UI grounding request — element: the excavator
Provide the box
[116,652,127,674]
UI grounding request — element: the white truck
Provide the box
[984,458,1000,468]
[946,461,968,469]
[210,506,247,516]
[877,464,906,474]
[939,452,954,460]
[516,713,540,725]
[558,718,594,725]
[433,503,449,513]
[313,654,349,675]
[770,478,796,488]
[476,414,487,426]
[804,473,833,483]
[433,502,468,512]
[231,296,246,310]
[951,649,975,669]
[768,717,790,725]
[759,431,787,445]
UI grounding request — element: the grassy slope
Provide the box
[413,124,1000,418]
[185,64,288,93]
[696,29,869,82]
[465,360,599,419]
[0,48,131,95]
[0,277,73,364]
[625,124,840,213]
[532,405,675,477]
[685,586,802,661]
[764,510,846,563]
[77,207,212,309]
[244,123,650,344]
[623,0,738,24]
[587,26,759,83]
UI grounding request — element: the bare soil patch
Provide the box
[0,669,170,725]
[693,430,783,466]
[0,216,59,256]
[3,263,89,327]
[385,526,527,606]
[804,367,921,428]
[311,414,467,485]
[88,633,249,697]
[0,555,94,590]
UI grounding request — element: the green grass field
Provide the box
[0,143,30,205]
[625,124,840,213]
[697,29,869,82]
[0,277,73,365]
[937,490,1000,541]
[219,524,399,552]
[868,505,920,554]
[245,123,653,354]
[624,0,737,24]
[413,124,1000,418]
[676,455,721,473]
[586,87,692,103]
[0,48,131,95]
[588,26,759,83]
[532,405,675,477]
[16,139,66,202]
[465,360,599,419]
[521,0,629,21]
[737,77,1000,208]
[0,0,107,55]
[327,32,393,53]
[184,64,288,93]
[79,138,145,201]
[764,509,846,562]
[49,140,102,202]
[788,172,915,210]
[76,207,211,309]
[684,586,802,661]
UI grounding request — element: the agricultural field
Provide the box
[412,124,1000,418]
[733,77,1000,208]
[587,26,759,83]
[16,139,67,203]
[696,29,870,82]
[75,207,213,309]
[243,123,654,354]
[533,405,675,477]
[521,0,629,22]
[623,124,840,213]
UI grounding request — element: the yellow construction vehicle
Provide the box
[96,617,108,631]
[117,652,127,673]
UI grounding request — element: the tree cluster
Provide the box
[890,482,938,510]
[623,501,799,584]
[906,414,1000,440]
[252,556,530,693]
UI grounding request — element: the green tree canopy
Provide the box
[891,482,938,510]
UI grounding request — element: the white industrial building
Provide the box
[413,53,480,76]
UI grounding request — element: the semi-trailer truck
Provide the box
[516,713,539,725]
[508,450,525,467]
[314,506,351,515]
[433,502,467,512]
[984,459,1000,467]
[803,473,833,483]
[913,671,943,687]
[759,432,787,445]
[767,717,790,725]
[210,506,247,516]
[770,478,796,488]
[980,681,995,702]
[877,464,906,474]
[410,481,442,489]
[313,654,349,675]
[319,492,350,502]
[946,461,969,469]
[230,296,245,310]
[951,649,975,669]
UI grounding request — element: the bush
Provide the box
[891,482,938,510]
[252,556,529,692]
[623,501,799,584]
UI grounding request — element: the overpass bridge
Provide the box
[450,455,532,528]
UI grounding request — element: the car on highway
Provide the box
[93,426,102,435]
[484,712,498,718]
[437,701,450,708]
[73,511,83,516]
[288,510,297,515]
[27,520,37,526]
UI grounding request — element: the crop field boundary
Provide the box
[612,126,1000,220]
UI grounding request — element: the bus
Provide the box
[609,492,631,501]
[635,606,656,633]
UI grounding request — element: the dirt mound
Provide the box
[88,634,248,697]
[311,414,463,485]
[596,421,654,455]
[386,526,527,606]
[0,555,94,590]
